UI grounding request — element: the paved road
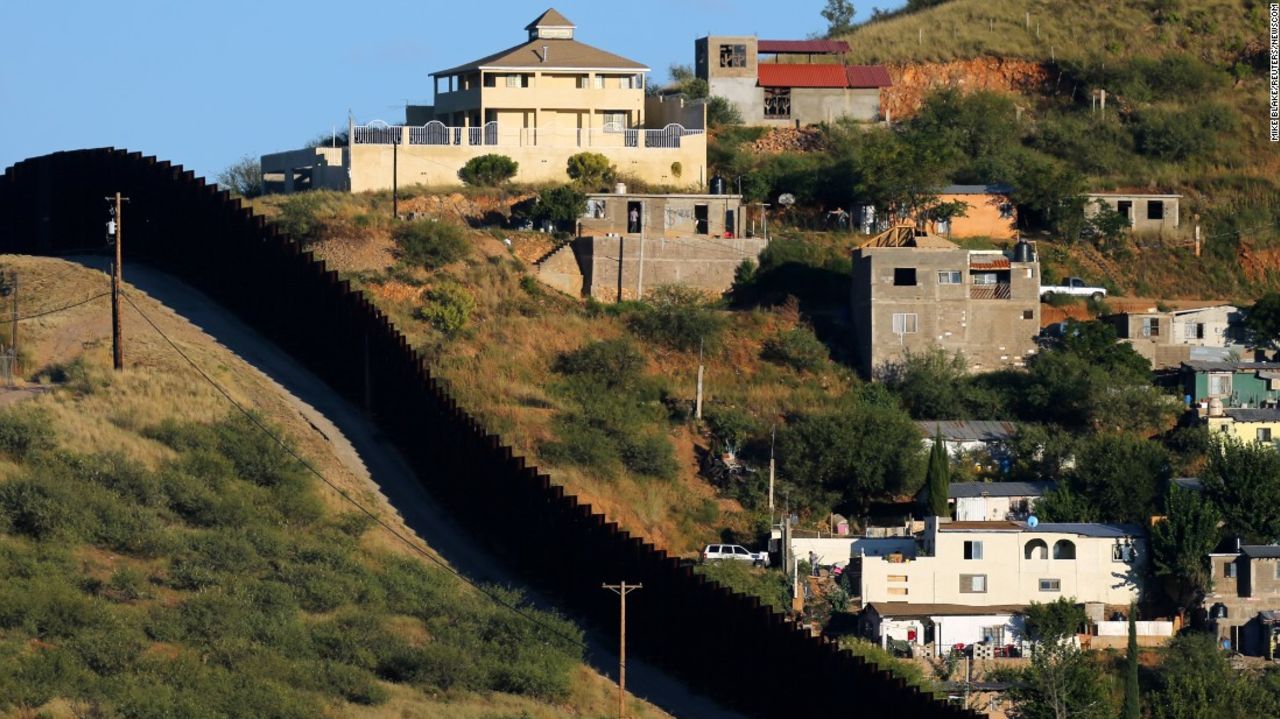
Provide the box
[68,256,743,719]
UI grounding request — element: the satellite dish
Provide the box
[1027,515,1039,528]
[778,193,796,206]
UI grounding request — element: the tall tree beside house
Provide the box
[1243,292,1280,351]
[1006,641,1114,719]
[1123,607,1140,719]
[924,428,950,517]
[1202,434,1280,543]
[1150,486,1221,614]
[820,0,855,36]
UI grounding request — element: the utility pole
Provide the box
[106,192,129,371]
[602,582,642,719]
[768,425,776,517]
[392,128,399,220]
[695,338,704,420]
[635,201,646,300]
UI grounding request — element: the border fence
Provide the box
[0,148,975,719]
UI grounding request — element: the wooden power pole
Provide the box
[107,192,128,371]
[602,581,642,719]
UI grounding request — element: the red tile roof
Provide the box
[758,39,850,54]
[758,63,851,88]
[970,258,1011,270]
[757,63,892,89]
[846,64,893,88]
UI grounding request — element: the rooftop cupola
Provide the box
[526,8,575,40]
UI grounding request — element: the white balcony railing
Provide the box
[351,120,702,150]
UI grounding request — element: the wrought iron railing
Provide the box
[970,283,1012,300]
[352,120,703,149]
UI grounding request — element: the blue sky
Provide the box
[0,1,904,180]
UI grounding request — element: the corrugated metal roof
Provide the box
[1242,545,1280,558]
[917,420,1017,442]
[845,64,893,88]
[939,521,1023,531]
[1172,477,1203,492]
[758,39,850,54]
[1183,361,1280,372]
[1030,523,1139,538]
[949,481,1053,499]
[757,63,850,88]
[970,258,1011,270]
[1223,408,1280,422]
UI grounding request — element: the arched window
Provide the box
[1053,540,1076,560]
[1025,539,1048,560]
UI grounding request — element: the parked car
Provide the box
[1040,277,1107,302]
[701,544,768,566]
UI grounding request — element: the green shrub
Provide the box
[415,282,476,337]
[458,154,519,186]
[626,285,727,352]
[274,192,332,241]
[554,339,646,390]
[528,185,587,230]
[322,661,389,705]
[1132,104,1235,160]
[619,433,678,479]
[565,152,614,189]
[761,326,828,372]
[707,96,743,127]
[0,407,54,460]
[393,220,470,270]
[693,561,789,612]
[0,477,70,540]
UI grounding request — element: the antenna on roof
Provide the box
[542,45,549,63]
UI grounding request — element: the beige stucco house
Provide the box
[1207,543,1280,657]
[858,518,1146,608]
[1102,304,1242,368]
[262,9,706,193]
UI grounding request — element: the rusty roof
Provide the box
[758,39,850,54]
[757,63,849,88]
[970,257,1011,270]
[846,64,893,88]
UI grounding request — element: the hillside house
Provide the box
[1102,305,1242,368]
[1207,542,1280,657]
[1201,407,1280,448]
[862,602,1027,657]
[695,36,890,126]
[533,187,767,301]
[918,420,1017,455]
[1084,192,1181,234]
[925,185,1017,240]
[948,481,1052,523]
[1181,360,1280,408]
[857,518,1146,609]
[262,9,706,193]
[850,227,1041,377]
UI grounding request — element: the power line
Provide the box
[118,290,588,650]
[15,291,111,321]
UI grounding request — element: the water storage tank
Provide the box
[709,176,726,195]
[1013,238,1036,263]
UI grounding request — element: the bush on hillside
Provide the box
[393,220,470,270]
[707,96,743,127]
[761,326,828,372]
[528,185,587,231]
[626,285,727,352]
[565,152,614,189]
[0,407,54,460]
[415,283,476,337]
[458,154,518,186]
[554,338,646,390]
[1132,104,1235,161]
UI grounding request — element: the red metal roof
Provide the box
[846,64,893,88]
[758,39,849,54]
[758,63,850,88]
[970,258,1012,270]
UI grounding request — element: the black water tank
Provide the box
[709,176,726,195]
[1013,238,1035,263]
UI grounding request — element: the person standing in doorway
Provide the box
[628,206,640,233]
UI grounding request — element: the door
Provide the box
[724,209,736,237]
[694,204,709,235]
[627,201,642,233]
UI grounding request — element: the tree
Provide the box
[1023,597,1086,644]
[1149,632,1280,719]
[528,185,587,231]
[1201,434,1280,543]
[1066,433,1170,523]
[216,156,263,198]
[1150,486,1221,613]
[565,152,614,189]
[1123,608,1140,719]
[820,0,855,36]
[1243,292,1280,351]
[457,154,518,186]
[415,282,476,337]
[626,285,727,351]
[923,428,950,517]
[706,96,743,127]
[1086,199,1131,251]
[1006,641,1114,719]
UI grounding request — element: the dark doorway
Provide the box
[627,201,642,233]
[724,209,736,238]
[694,204,709,235]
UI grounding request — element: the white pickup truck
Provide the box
[1040,277,1107,302]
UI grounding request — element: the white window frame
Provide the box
[593,74,605,89]
[972,273,998,285]
[1208,372,1233,397]
[964,540,984,560]
[938,270,962,285]
[1039,578,1061,592]
[891,313,918,335]
[505,74,522,88]
[960,574,987,593]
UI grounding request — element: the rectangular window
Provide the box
[575,75,589,89]
[505,74,522,88]
[764,87,791,118]
[1225,562,1238,579]
[1039,578,1061,592]
[1259,428,1273,443]
[972,273,998,285]
[1142,317,1160,337]
[1117,200,1133,222]
[1023,309,1035,320]
[719,43,747,68]
[960,574,987,593]
[1112,545,1134,562]
[1208,373,1233,396]
[1147,200,1165,221]
[891,313,918,335]
[938,270,962,284]
[963,541,983,560]
[893,268,917,286]
[594,74,605,89]
[999,203,1015,219]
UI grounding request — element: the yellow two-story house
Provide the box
[263,9,706,193]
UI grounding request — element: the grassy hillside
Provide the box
[842,0,1264,66]
[0,256,668,719]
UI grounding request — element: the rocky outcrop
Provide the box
[882,57,1052,119]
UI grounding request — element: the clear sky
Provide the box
[1,1,906,181]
